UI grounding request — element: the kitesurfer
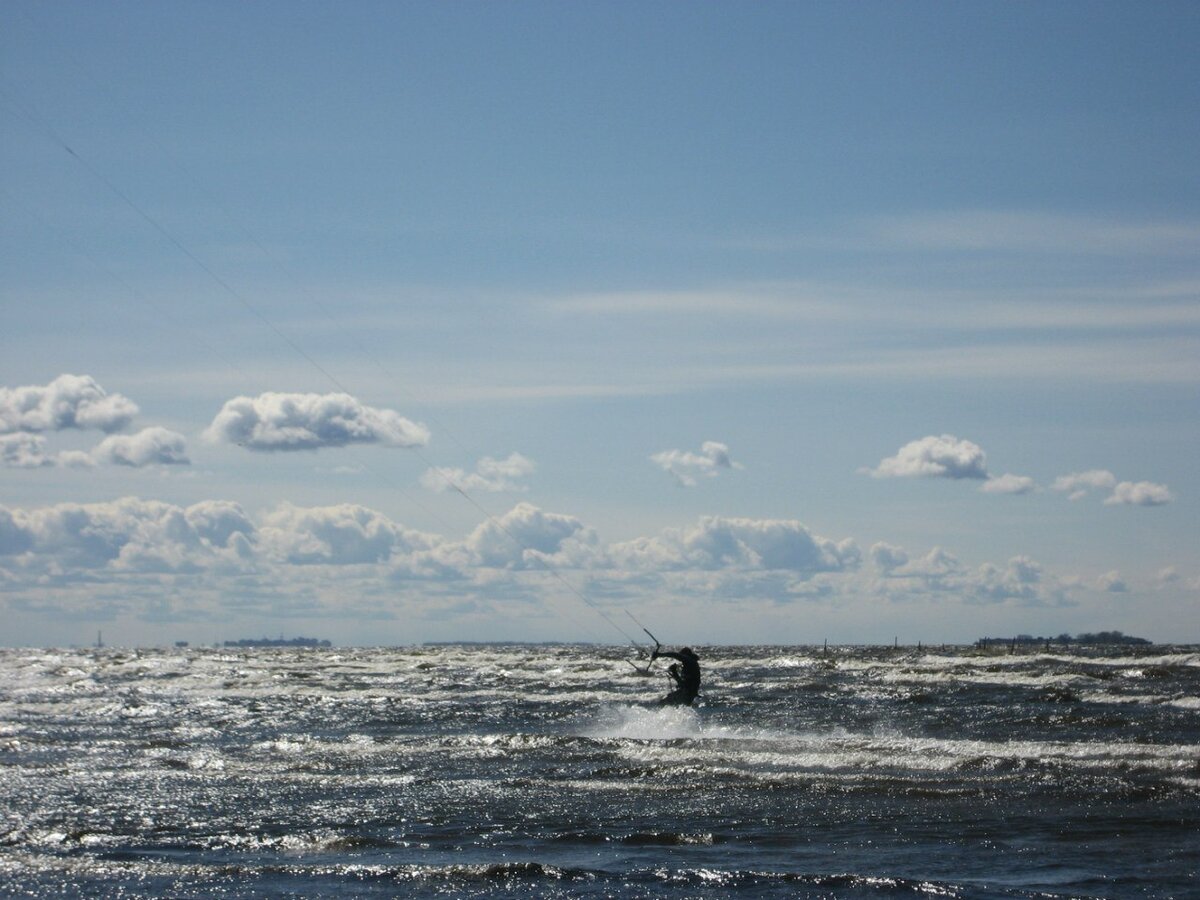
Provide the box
[652,646,700,706]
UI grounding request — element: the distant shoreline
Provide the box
[20,636,1193,651]
[975,630,1151,647]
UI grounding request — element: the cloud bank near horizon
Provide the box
[3,495,1185,630]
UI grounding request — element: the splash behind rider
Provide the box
[652,645,700,706]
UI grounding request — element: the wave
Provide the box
[3,644,1196,899]
[551,830,720,846]
[0,850,1013,899]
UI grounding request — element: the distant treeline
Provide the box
[977,630,1150,647]
[223,637,332,648]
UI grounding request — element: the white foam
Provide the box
[582,703,706,741]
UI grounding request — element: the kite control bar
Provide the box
[643,627,663,659]
[623,612,665,675]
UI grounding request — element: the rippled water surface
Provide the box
[1,644,1198,898]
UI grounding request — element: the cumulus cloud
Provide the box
[0,495,1089,626]
[972,556,1043,603]
[864,435,988,480]
[91,427,190,467]
[609,516,860,574]
[0,374,138,434]
[1097,570,1128,593]
[978,473,1037,495]
[0,376,190,470]
[421,453,535,494]
[0,497,255,574]
[884,546,964,589]
[1051,470,1172,506]
[1051,469,1117,501]
[1104,481,1173,507]
[259,503,438,565]
[0,433,55,468]
[871,546,1064,606]
[459,502,597,570]
[869,542,909,572]
[1155,567,1180,587]
[651,441,743,487]
[57,450,97,469]
[205,391,430,452]
[2,429,188,469]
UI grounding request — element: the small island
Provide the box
[976,630,1151,648]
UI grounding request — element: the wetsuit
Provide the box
[653,647,700,706]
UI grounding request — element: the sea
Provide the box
[1,644,1197,899]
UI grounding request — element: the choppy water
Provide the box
[1,644,1198,898]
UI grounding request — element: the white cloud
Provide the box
[421,453,535,494]
[2,428,188,469]
[205,391,430,452]
[871,546,1066,607]
[1104,481,1173,507]
[0,433,55,468]
[259,503,438,565]
[57,450,96,469]
[865,435,989,480]
[651,441,743,487]
[459,502,597,570]
[972,556,1043,603]
[886,546,963,586]
[183,501,258,550]
[1051,469,1117,500]
[91,427,190,467]
[1155,567,1180,587]
[1097,570,1128,593]
[0,496,1102,625]
[0,374,139,435]
[1051,470,1172,506]
[869,542,909,572]
[3,497,867,588]
[0,497,255,574]
[111,501,256,573]
[609,516,860,574]
[979,473,1037,495]
[0,376,189,469]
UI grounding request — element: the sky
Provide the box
[1,2,1197,647]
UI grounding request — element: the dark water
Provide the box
[1,644,1197,898]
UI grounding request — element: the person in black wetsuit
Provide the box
[651,646,700,706]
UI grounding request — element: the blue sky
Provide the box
[1,2,1197,647]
